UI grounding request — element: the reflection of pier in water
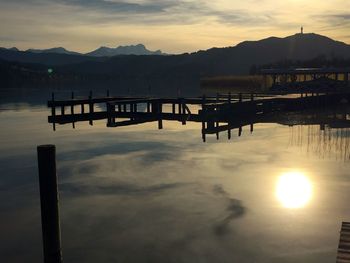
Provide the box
[289,111,350,161]
[48,91,350,142]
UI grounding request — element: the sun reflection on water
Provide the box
[276,171,312,209]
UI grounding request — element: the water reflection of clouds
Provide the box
[2,107,350,262]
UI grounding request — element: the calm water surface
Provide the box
[1,89,350,263]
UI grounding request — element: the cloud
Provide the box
[314,12,350,28]
[1,0,350,53]
[60,181,188,196]
[212,185,246,236]
[57,0,175,13]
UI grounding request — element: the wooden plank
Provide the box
[48,111,202,124]
[337,222,350,263]
[47,96,233,107]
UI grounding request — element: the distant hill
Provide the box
[0,48,106,66]
[85,44,164,57]
[1,33,350,74]
[0,44,165,65]
[56,33,350,76]
[26,47,80,56]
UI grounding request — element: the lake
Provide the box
[1,88,350,263]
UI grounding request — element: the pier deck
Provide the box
[337,222,350,263]
[47,91,350,141]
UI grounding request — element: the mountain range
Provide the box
[0,44,165,57]
[1,33,350,94]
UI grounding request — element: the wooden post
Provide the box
[71,92,75,129]
[123,104,127,112]
[158,103,163,129]
[107,103,112,126]
[60,106,64,116]
[228,128,231,140]
[51,93,56,131]
[178,99,182,115]
[238,126,242,137]
[172,103,175,114]
[81,104,84,114]
[37,145,62,263]
[202,95,206,108]
[216,121,219,140]
[89,91,93,126]
[200,105,206,142]
[202,131,206,143]
[182,100,186,125]
[215,94,219,131]
[147,102,151,113]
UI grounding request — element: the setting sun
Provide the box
[276,171,313,209]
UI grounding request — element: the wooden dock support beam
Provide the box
[178,99,182,115]
[51,93,56,131]
[37,145,62,263]
[88,91,93,126]
[71,92,75,129]
[182,100,186,125]
[158,103,163,129]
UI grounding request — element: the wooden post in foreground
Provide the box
[37,145,62,263]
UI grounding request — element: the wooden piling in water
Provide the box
[71,92,75,129]
[51,93,56,131]
[182,100,186,125]
[158,102,163,129]
[178,99,182,115]
[37,145,62,263]
[89,91,93,126]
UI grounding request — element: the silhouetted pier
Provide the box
[48,91,350,141]
[337,222,350,263]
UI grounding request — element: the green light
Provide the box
[48,68,53,74]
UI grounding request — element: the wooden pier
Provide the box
[48,91,350,141]
[337,222,350,263]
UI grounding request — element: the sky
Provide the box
[0,0,350,54]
